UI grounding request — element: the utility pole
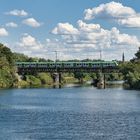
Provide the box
[100,49,102,60]
[54,51,57,62]
[54,51,58,72]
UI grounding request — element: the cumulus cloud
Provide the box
[22,18,41,27]
[118,16,140,28]
[11,20,140,60]
[18,34,43,50]
[0,28,8,36]
[6,22,18,28]
[52,20,140,46]
[51,20,140,60]
[84,1,140,28]
[11,34,50,59]
[77,20,101,32]
[6,9,28,17]
[52,22,79,35]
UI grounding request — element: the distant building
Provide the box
[122,52,125,62]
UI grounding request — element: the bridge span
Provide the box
[16,61,119,88]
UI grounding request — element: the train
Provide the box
[16,60,118,69]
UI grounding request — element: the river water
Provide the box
[0,86,140,140]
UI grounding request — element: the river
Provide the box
[0,86,140,140]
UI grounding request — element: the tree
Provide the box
[0,44,14,65]
[0,43,17,88]
[13,53,29,62]
[90,73,97,79]
[121,47,140,89]
[131,47,140,62]
[135,47,140,59]
[74,72,86,83]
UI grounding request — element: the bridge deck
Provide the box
[17,67,118,74]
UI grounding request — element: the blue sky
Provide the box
[0,0,140,60]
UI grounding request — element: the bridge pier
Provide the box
[59,73,62,88]
[97,73,106,89]
[52,73,62,88]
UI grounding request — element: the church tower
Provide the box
[122,52,125,62]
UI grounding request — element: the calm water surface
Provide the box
[0,86,140,140]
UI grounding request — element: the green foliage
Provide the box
[125,71,140,89]
[0,44,14,65]
[90,73,97,79]
[37,73,53,85]
[18,80,29,88]
[120,48,140,89]
[84,73,92,81]
[105,73,122,81]
[26,75,42,87]
[119,62,134,77]
[13,53,29,62]
[135,47,140,60]
[74,72,86,83]
[0,44,17,88]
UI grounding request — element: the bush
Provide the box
[37,73,53,85]
[26,75,42,87]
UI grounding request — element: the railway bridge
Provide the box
[16,60,119,88]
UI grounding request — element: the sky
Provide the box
[0,0,140,61]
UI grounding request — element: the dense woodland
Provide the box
[0,43,140,89]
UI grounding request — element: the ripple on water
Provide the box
[0,87,140,140]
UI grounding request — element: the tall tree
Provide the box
[135,47,140,59]
[131,47,140,62]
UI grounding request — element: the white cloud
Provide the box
[52,20,140,47]
[23,18,41,27]
[84,1,140,28]
[18,34,43,50]
[84,1,135,20]
[6,9,28,17]
[118,16,140,28]
[10,19,140,60]
[6,22,18,28]
[110,27,140,46]
[51,20,140,60]
[52,22,79,35]
[77,20,101,32]
[21,35,37,46]
[0,28,8,36]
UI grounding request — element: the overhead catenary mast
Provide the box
[100,49,102,60]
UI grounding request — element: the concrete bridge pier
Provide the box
[52,73,62,88]
[58,73,62,88]
[97,73,106,89]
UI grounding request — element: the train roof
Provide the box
[16,60,117,64]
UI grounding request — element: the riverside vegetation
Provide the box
[0,43,140,89]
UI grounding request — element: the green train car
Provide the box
[16,60,118,69]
